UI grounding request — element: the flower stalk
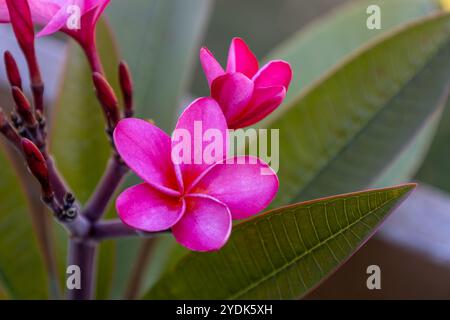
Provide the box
[83,156,129,222]
[91,220,169,241]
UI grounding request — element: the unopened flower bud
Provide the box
[6,0,44,114]
[6,0,35,51]
[12,87,36,127]
[4,51,22,90]
[93,72,120,126]
[119,61,134,117]
[21,138,52,199]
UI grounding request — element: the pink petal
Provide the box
[36,9,69,37]
[253,60,293,90]
[226,37,259,78]
[36,0,86,37]
[211,73,254,127]
[36,0,110,37]
[172,195,232,252]
[200,47,225,87]
[116,183,185,232]
[114,118,180,195]
[173,97,228,188]
[190,156,279,220]
[234,86,286,128]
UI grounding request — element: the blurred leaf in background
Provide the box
[416,94,450,191]
[0,146,48,299]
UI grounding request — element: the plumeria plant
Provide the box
[0,0,449,300]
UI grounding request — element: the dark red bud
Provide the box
[4,51,22,90]
[21,138,52,198]
[119,61,134,117]
[12,87,36,127]
[93,72,120,126]
[6,0,35,51]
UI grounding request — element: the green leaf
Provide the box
[373,105,446,187]
[260,13,450,207]
[49,21,121,298]
[107,0,214,131]
[146,184,415,299]
[0,145,48,299]
[416,97,450,191]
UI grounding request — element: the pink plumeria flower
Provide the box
[114,97,279,252]
[200,37,293,129]
[0,0,110,72]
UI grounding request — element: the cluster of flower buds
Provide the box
[0,0,134,228]
[1,47,60,218]
[6,0,45,113]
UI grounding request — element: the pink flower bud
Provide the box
[21,138,53,198]
[119,61,134,117]
[4,51,22,90]
[93,72,120,127]
[200,38,293,128]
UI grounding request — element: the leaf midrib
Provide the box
[227,193,396,300]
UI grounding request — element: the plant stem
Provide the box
[45,155,71,204]
[67,239,98,300]
[91,220,169,241]
[84,156,129,221]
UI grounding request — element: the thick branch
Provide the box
[45,155,71,204]
[43,195,90,238]
[84,156,129,221]
[91,220,168,241]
